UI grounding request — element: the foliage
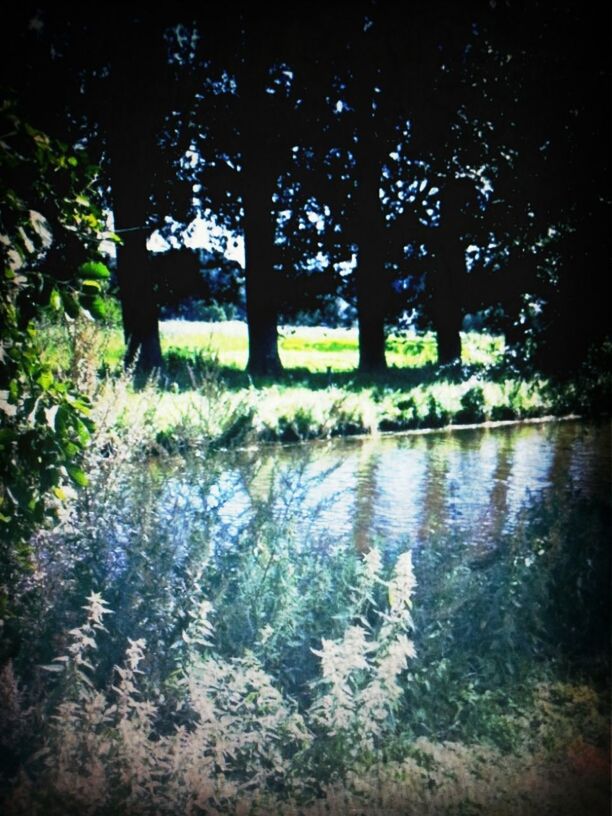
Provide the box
[36,316,594,452]
[3,551,419,813]
[2,526,608,814]
[0,100,109,633]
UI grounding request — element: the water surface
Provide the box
[170,418,610,555]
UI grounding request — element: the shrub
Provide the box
[0,101,110,643]
[458,385,488,423]
[5,549,417,814]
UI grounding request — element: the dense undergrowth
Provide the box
[1,317,608,814]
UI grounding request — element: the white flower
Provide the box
[363,547,383,581]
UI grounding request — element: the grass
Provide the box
[2,319,606,814]
[2,421,609,814]
[37,317,610,453]
[161,319,504,372]
[41,317,505,374]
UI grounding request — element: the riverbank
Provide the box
[3,417,609,815]
[40,318,610,454]
[92,368,606,455]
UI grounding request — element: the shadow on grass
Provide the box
[152,357,516,394]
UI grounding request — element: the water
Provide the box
[168,418,611,555]
[16,417,611,814]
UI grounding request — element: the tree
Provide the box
[159,9,288,376]
[103,19,167,373]
[178,7,347,376]
[2,9,199,376]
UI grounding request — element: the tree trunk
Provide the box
[114,228,162,372]
[241,135,282,377]
[433,309,462,365]
[109,173,162,376]
[241,16,283,378]
[105,23,164,376]
[429,242,463,365]
[353,140,388,374]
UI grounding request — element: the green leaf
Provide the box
[37,370,53,390]
[54,404,70,433]
[78,261,110,280]
[49,288,62,311]
[87,295,107,319]
[66,465,88,487]
[81,279,101,292]
[62,441,80,458]
[69,397,91,415]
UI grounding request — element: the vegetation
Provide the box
[4,5,608,376]
[0,100,110,635]
[1,5,609,815]
[35,316,610,454]
[0,405,609,812]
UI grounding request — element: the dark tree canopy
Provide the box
[2,2,609,377]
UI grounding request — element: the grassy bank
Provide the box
[40,318,609,453]
[3,320,609,815]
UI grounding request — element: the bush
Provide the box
[0,101,109,638]
[458,385,488,423]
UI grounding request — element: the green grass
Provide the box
[39,316,505,375]
[37,318,609,452]
[159,320,504,372]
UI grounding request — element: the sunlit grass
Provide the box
[36,316,594,448]
[39,317,505,375]
[160,320,504,371]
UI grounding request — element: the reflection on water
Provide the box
[173,419,610,555]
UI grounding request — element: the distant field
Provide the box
[160,320,504,371]
[40,318,505,374]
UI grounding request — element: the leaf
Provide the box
[78,261,110,280]
[69,397,91,415]
[54,405,70,432]
[87,295,107,319]
[49,288,62,311]
[81,278,101,292]
[66,465,88,487]
[37,370,53,390]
